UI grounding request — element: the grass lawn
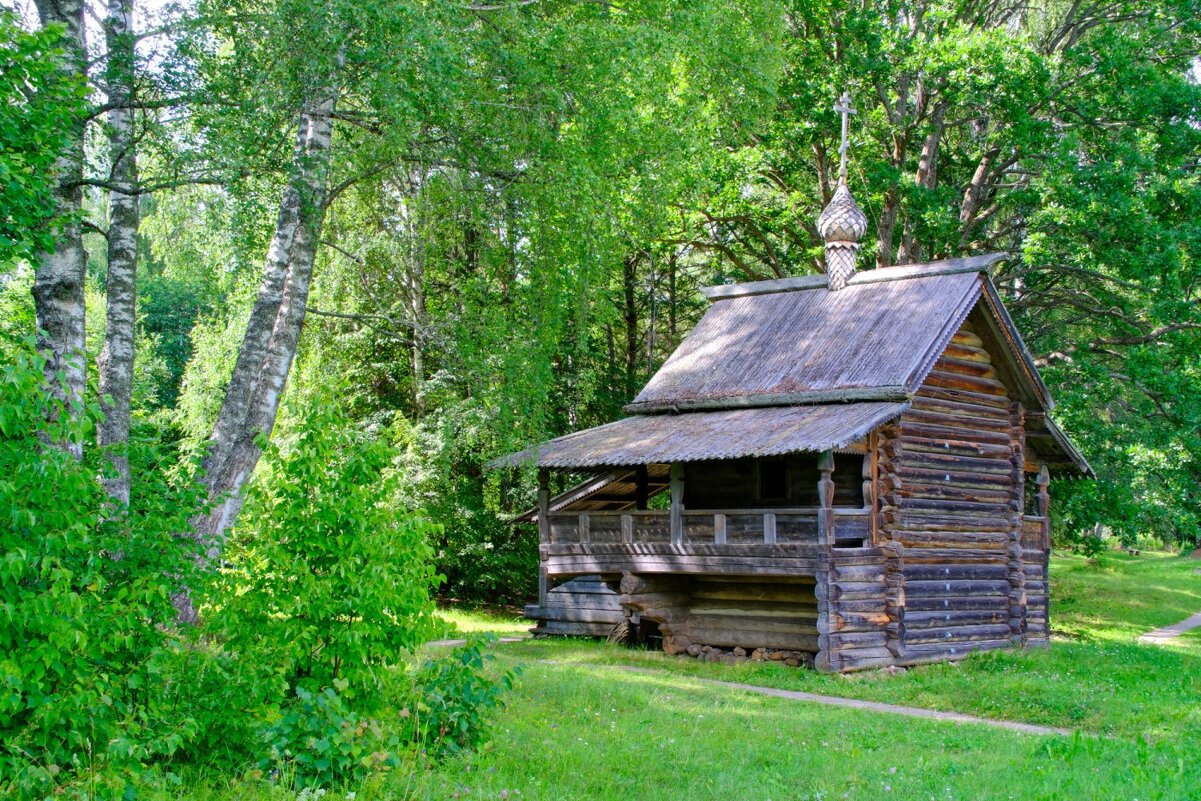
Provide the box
[157,551,1201,800]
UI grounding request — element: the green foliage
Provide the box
[0,338,207,798]
[211,392,443,702]
[405,636,517,760]
[0,12,86,269]
[1075,533,1107,561]
[261,685,401,789]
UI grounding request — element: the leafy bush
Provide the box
[261,684,401,789]
[405,636,517,760]
[211,394,444,704]
[1075,533,1107,560]
[0,340,207,798]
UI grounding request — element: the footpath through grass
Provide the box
[406,551,1201,800]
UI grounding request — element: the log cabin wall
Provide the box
[877,319,1030,664]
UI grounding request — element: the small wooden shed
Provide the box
[495,177,1091,672]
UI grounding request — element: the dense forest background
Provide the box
[5,0,1201,607]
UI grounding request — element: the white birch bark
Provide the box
[32,0,88,450]
[194,93,338,550]
[97,0,138,503]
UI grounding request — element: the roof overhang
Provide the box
[489,401,909,470]
[1025,412,1094,478]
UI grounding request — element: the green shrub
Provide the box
[261,684,401,789]
[211,394,444,705]
[1075,533,1107,560]
[405,635,517,760]
[0,340,207,798]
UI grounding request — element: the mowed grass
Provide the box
[401,662,1201,801]
[448,552,1201,742]
[160,551,1201,799]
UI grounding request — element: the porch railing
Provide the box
[544,508,871,548]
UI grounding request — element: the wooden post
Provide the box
[818,450,835,546]
[763,512,777,544]
[620,513,633,544]
[537,468,551,543]
[1036,465,1051,550]
[537,468,550,608]
[669,462,684,546]
[635,464,649,510]
[713,512,726,545]
[578,512,590,544]
[865,432,878,544]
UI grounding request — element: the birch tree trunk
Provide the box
[97,0,138,503]
[32,0,88,448]
[193,94,338,552]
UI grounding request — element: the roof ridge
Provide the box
[700,252,1009,301]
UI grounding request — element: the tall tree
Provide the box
[30,0,88,445]
[96,0,139,502]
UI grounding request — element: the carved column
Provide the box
[669,462,684,545]
[537,468,550,607]
[814,450,839,671]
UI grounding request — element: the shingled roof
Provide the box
[492,253,1090,475]
[625,253,1051,413]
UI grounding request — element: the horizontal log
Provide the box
[833,597,889,614]
[903,579,1011,597]
[897,419,1015,447]
[884,512,1016,533]
[525,607,625,624]
[893,531,1011,549]
[825,647,896,669]
[936,353,998,378]
[827,550,887,563]
[821,581,890,602]
[893,465,1015,489]
[904,563,1011,581]
[689,613,818,634]
[691,583,816,603]
[894,483,1015,505]
[903,610,1009,629]
[904,624,1014,645]
[894,497,1018,516]
[686,626,818,652]
[897,638,1014,663]
[904,595,1010,612]
[832,563,887,582]
[826,611,891,632]
[882,450,1014,474]
[688,599,817,618]
[819,631,888,650]
[951,327,984,346]
[916,385,1012,411]
[923,369,1010,395]
[899,546,1010,562]
[940,342,992,363]
[909,399,1011,428]
[888,435,1015,459]
[535,620,615,637]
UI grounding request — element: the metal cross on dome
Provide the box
[834,91,856,182]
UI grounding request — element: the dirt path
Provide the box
[591,664,1079,738]
[1138,610,1201,644]
[426,636,527,647]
